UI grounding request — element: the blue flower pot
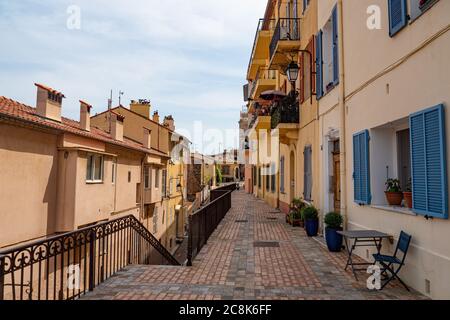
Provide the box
[325,227,343,252]
[305,219,319,237]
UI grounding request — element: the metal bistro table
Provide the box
[337,230,392,280]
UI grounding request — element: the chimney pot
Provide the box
[79,100,92,132]
[110,112,124,142]
[143,128,152,149]
[35,83,65,122]
[152,111,160,123]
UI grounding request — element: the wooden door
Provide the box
[333,153,341,212]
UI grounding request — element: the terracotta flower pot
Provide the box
[385,191,403,206]
[403,192,413,209]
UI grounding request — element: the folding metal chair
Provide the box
[373,231,412,291]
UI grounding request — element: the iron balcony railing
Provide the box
[186,184,236,266]
[269,18,301,60]
[247,19,276,76]
[271,95,300,129]
[0,215,180,300]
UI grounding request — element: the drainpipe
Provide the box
[337,0,348,228]
[140,155,145,225]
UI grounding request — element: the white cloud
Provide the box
[0,0,267,151]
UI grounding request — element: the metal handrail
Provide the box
[186,184,235,266]
[269,18,301,60]
[0,215,180,300]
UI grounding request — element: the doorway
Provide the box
[290,150,295,203]
[332,140,341,213]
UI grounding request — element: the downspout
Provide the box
[140,155,145,226]
[337,0,348,228]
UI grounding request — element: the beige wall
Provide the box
[91,107,170,154]
[342,0,450,299]
[0,124,58,247]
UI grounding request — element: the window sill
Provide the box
[86,181,103,185]
[370,205,416,216]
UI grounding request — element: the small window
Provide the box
[112,161,116,184]
[162,169,167,197]
[144,167,151,189]
[128,171,131,183]
[155,169,160,188]
[409,0,439,22]
[86,154,103,183]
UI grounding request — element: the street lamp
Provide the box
[286,61,299,83]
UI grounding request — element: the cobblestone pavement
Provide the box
[83,191,427,300]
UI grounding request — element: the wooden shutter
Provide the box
[388,0,407,37]
[332,5,339,85]
[299,53,305,104]
[315,30,323,99]
[353,130,371,204]
[280,157,285,193]
[410,104,448,219]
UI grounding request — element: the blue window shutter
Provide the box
[332,5,339,85]
[315,30,323,100]
[388,0,407,37]
[353,130,371,204]
[410,104,448,219]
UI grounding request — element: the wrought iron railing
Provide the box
[269,18,301,60]
[270,94,300,129]
[247,19,276,76]
[0,215,180,300]
[186,184,235,266]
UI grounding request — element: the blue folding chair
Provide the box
[373,231,412,291]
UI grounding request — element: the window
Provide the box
[300,37,315,103]
[409,0,439,21]
[316,5,338,99]
[265,167,270,192]
[86,154,103,182]
[155,169,160,188]
[304,146,313,200]
[397,129,411,191]
[162,169,167,197]
[112,160,116,184]
[280,157,285,193]
[410,104,448,219]
[353,130,371,205]
[128,171,131,183]
[144,166,151,189]
[253,166,257,186]
[258,167,262,188]
[303,0,310,13]
[388,0,407,37]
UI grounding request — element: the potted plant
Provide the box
[385,178,403,206]
[290,209,302,227]
[403,178,413,209]
[287,198,305,226]
[302,206,319,237]
[324,212,343,252]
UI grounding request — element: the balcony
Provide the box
[248,68,277,101]
[269,18,301,69]
[270,95,300,144]
[247,19,276,81]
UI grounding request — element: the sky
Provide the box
[0,0,266,154]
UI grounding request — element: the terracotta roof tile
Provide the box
[34,83,65,98]
[0,96,169,158]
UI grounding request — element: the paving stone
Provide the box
[83,191,428,300]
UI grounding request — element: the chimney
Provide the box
[143,128,152,149]
[163,115,175,131]
[152,111,160,123]
[35,83,65,122]
[130,99,151,119]
[79,100,92,132]
[110,112,124,142]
